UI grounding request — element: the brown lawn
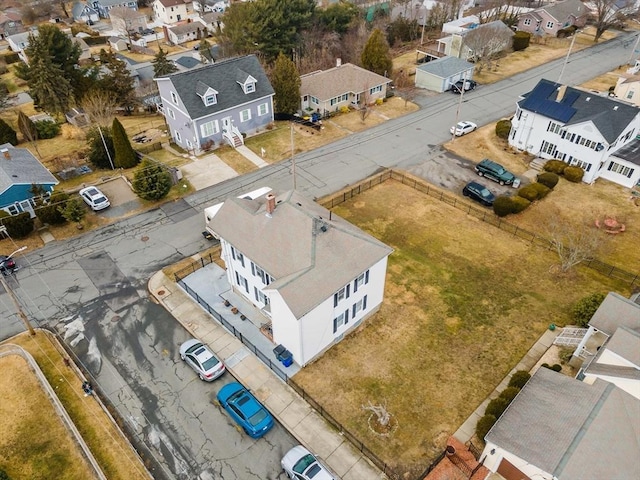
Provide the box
[293,180,629,475]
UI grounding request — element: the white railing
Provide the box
[553,327,588,346]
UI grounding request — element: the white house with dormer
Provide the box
[509,78,640,188]
[207,190,393,367]
[153,0,192,24]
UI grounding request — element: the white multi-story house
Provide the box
[91,0,138,19]
[153,0,192,24]
[208,190,393,367]
[509,78,640,188]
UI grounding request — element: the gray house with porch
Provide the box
[154,55,274,153]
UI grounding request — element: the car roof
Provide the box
[80,186,102,196]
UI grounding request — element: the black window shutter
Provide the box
[365,270,369,284]
[334,293,338,307]
[346,284,350,298]
[345,309,349,324]
[363,295,367,310]
[333,317,337,333]
[354,280,358,293]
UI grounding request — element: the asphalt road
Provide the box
[1,32,636,479]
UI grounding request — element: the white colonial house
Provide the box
[153,0,193,24]
[481,367,640,480]
[208,190,393,367]
[510,78,640,188]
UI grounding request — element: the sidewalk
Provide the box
[148,266,386,480]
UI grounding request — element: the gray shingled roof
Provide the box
[416,56,474,78]
[0,143,58,196]
[209,190,393,318]
[540,0,588,22]
[155,55,274,121]
[486,368,640,479]
[168,21,205,35]
[300,63,391,102]
[589,292,640,335]
[602,325,640,366]
[519,79,640,143]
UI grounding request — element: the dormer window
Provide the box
[236,72,257,94]
[244,82,256,94]
[195,80,218,106]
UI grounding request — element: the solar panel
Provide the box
[561,91,580,106]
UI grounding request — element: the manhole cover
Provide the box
[111,315,121,323]
[141,235,149,242]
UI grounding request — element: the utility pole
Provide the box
[290,122,297,190]
[558,31,580,84]
[0,246,34,336]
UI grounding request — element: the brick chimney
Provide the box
[1,148,9,159]
[265,193,276,216]
[336,58,342,67]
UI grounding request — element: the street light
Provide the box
[0,246,35,336]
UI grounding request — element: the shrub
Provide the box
[510,195,531,213]
[485,397,510,418]
[512,31,531,51]
[543,159,566,174]
[132,159,172,201]
[0,118,17,145]
[34,120,61,139]
[495,119,511,139]
[557,25,577,38]
[58,197,86,224]
[339,105,349,114]
[0,51,20,64]
[572,292,606,327]
[563,166,584,183]
[499,386,521,403]
[476,414,497,441]
[536,171,559,189]
[508,370,531,389]
[493,196,514,217]
[0,467,11,480]
[35,192,69,225]
[517,184,540,202]
[0,211,34,238]
[530,182,551,199]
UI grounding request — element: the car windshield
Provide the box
[293,453,317,474]
[479,188,492,198]
[248,408,267,426]
[94,195,107,203]
[202,356,220,370]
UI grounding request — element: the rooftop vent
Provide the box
[1,148,9,159]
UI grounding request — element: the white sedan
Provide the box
[79,186,110,211]
[282,446,335,480]
[450,121,478,136]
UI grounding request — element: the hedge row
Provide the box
[542,160,584,182]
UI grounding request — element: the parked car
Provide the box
[179,339,225,381]
[142,28,155,36]
[79,186,110,211]
[462,181,496,207]
[0,255,18,275]
[217,382,274,438]
[451,79,477,94]
[474,158,516,186]
[450,121,477,136]
[282,445,336,480]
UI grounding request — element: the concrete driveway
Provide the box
[96,176,144,220]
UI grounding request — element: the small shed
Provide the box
[415,56,475,93]
[108,36,128,52]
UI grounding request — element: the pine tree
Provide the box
[86,126,115,169]
[361,28,393,77]
[0,118,17,145]
[112,118,139,169]
[152,48,178,77]
[58,197,86,225]
[270,52,301,115]
[97,50,137,114]
[132,159,172,201]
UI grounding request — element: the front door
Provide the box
[221,117,232,133]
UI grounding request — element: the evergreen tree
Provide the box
[0,118,17,145]
[318,1,359,34]
[132,159,172,201]
[97,50,137,114]
[152,48,178,77]
[36,191,69,225]
[58,197,86,225]
[361,28,393,77]
[15,24,85,114]
[112,118,139,169]
[86,126,115,169]
[270,52,301,115]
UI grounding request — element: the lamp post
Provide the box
[0,246,34,336]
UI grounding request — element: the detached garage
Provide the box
[415,57,474,93]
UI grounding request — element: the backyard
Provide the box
[293,180,629,475]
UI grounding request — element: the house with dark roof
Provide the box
[509,78,640,187]
[0,144,58,218]
[299,62,392,114]
[71,2,100,23]
[154,55,274,152]
[208,190,393,367]
[414,56,474,92]
[517,0,588,37]
[0,11,24,40]
[481,367,640,480]
[437,20,514,61]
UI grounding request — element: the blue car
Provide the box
[217,382,274,438]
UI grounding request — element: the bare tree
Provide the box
[362,400,390,426]
[81,89,118,126]
[462,22,514,72]
[392,68,416,107]
[590,0,634,42]
[544,209,608,273]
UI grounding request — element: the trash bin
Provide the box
[273,344,293,367]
